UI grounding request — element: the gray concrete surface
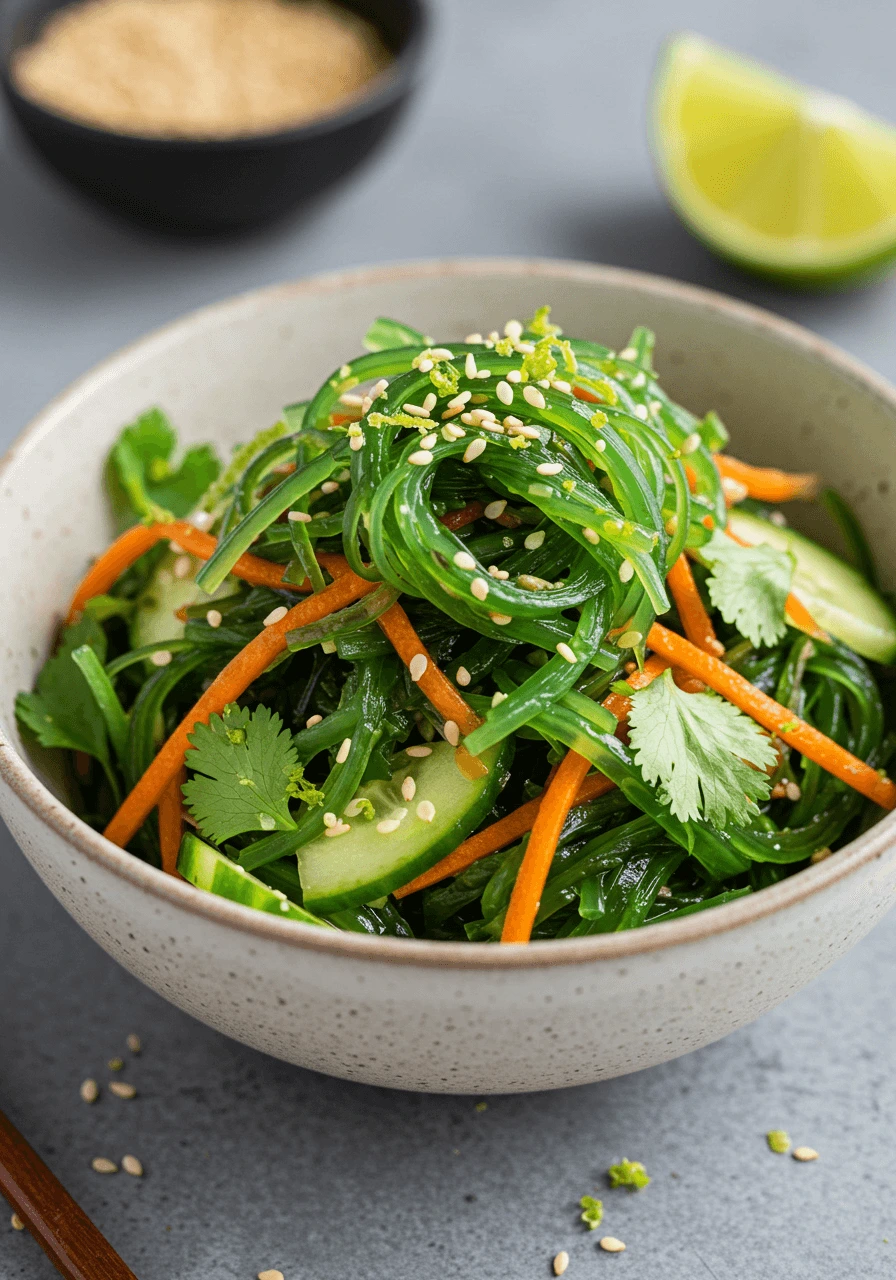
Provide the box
[2,0,895,1275]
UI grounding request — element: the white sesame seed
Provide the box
[496,381,514,405]
[479,420,505,433]
[408,450,434,466]
[454,551,477,571]
[417,358,434,372]
[10,1212,24,1230]
[504,319,523,341]
[306,714,323,728]
[721,476,749,503]
[464,333,483,344]
[582,527,600,545]
[551,379,572,394]
[536,461,563,476]
[288,510,312,523]
[80,1078,99,1103]
[595,439,607,453]
[456,666,472,686]
[506,369,522,383]
[785,781,802,801]
[477,369,492,380]
[257,1270,285,1280]
[460,413,475,426]
[430,348,454,360]
[488,565,510,580]
[469,408,496,424]
[403,403,430,418]
[109,1081,136,1099]
[465,353,478,379]
[323,811,337,828]
[538,378,551,389]
[201,608,222,631]
[464,438,487,463]
[336,738,352,764]
[263,606,288,627]
[91,1158,118,1175]
[122,1155,144,1177]
[349,436,364,451]
[503,414,523,428]
[793,1147,819,1162]
[619,560,635,583]
[619,347,637,361]
[491,691,507,707]
[324,822,351,838]
[339,392,364,407]
[518,574,552,591]
[377,818,401,834]
[553,1251,569,1276]
[470,577,490,601]
[409,653,429,683]
[339,364,352,378]
[406,745,432,757]
[172,555,192,580]
[484,499,507,520]
[401,776,417,802]
[507,422,540,440]
[420,433,438,450]
[633,404,649,420]
[321,480,340,495]
[423,392,438,412]
[442,424,466,441]
[413,799,434,824]
[448,391,472,409]
[523,385,546,409]
[631,370,647,388]
[150,650,172,667]
[524,530,545,550]
[373,379,389,397]
[190,510,214,531]
[599,1237,626,1253]
[278,900,291,912]
[680,432,702,454]
[516,341,535,353]
[556,642,577,664]
[491,613,513,625]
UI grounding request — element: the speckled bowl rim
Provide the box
[2,256,895,970]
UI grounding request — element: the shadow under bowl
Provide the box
[0,0,427,233]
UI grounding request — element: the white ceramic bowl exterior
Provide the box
[1,259,894,1093]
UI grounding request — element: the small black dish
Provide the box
[0,0,427,233]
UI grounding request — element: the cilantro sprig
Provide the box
[108,407,221,526]
[626,669,776,828]
[699,531,793,648]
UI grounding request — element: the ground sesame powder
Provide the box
[13,0,390,139]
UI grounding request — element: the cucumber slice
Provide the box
[728,510,896,663]
[131,551,229,649]
[178,832,331,927]
[298,739,513,913]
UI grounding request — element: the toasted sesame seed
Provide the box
[406,745,433,757]
[664,515,679,536]
[448,391,472,409]
[324,822,350,838]
[409,653,429,682]
[680,432,702,454]
[504,319,523,341]
[10,1213,24,1230]
[80,1078,99,1103]
[403,403,430,417]
[464,439,487,463]
[423,392,438,412]
[150,650,172,667]
[599,1237,626,1253]
[793,1147,819,1162]
[536,461,563,476]
[288,510,312,523]
[470,577,490,601]
[109,1081,136,1099]
[417,358,434,372]
[263,606,288,628]
[454,550,477,571]
[464,333,483,344]
[121,1155,143,1177]
[321,480,340,495]
[485,499,507,520]
[257,1271,285,1280]
[465,353,478,379]
[785,781,802,801]
[408,450,434,466]
[619,560,635,583]
[811,847,833,863]
[336,738,352,764]
[491,613,513,625]
[519,574,551,591]
[524,530,545,550]
[349,435,364,451]
[377,818,402,834]
[523,385,546,409]
[553,1251,569,1276]
[633,404,649,421]
[91,1158,118,1175]
[456,666,472,687]
[582,527,600,545]
[618,630,643,648]
[305,714,323,729]
[496,380,514,405]
[443,720,460,746]
[491,691,507,707]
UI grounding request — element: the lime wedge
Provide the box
[652,34,896,286]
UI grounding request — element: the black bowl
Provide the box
[0,0,427,233]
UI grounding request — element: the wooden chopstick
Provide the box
[0,1107,138,1279]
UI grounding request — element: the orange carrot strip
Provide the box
[716,455,819,503]
[646,622,896,809]
[376,603,482,736]
[601,654,670,723]
[158,767,186,877]
[666,555,724,655]
[501,751,593,943]
[394,772,616,899]
[572,386,601,404]
[103,571,377,849]
[438,501,519,531]
[67,523,166,623]
[723,529,831,643]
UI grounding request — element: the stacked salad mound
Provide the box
[18,308,896,943]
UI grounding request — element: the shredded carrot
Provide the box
[103,571,378,849]
[601,655,670,723]
[394,772,616,898]
[501,751,593,943]
[439,501,519,531]
[572,386,601,404]
[667,555,724,655]
[377,602,482,736]
[646,622,896,809]
[716,455,819,504]
[724,529,831,643]
[158,767,186,877]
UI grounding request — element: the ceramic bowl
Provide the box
[1,258,894,1094]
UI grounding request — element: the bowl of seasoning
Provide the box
[0,0,427,232]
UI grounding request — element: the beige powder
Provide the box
[13,0,390,138]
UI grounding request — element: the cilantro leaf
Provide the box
[608,1159,651,1190]
[700,531,793,647]
[16,617,111,765]
[183,704,300,843]
[107,408,221,525]
[627,669,776,828]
